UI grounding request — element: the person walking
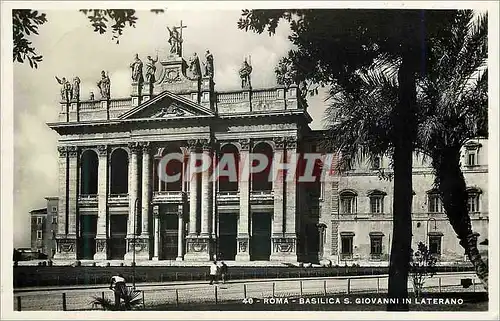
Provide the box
[220,261,228,284]
[110,273,126,308]
[209,261,218,285]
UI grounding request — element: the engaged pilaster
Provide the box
[236,138,251,261]
[125,142,141,260]
[136,142,151,260]
[94,145,108,260]
[152,205,160,261]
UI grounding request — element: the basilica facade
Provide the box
[49,37,488,265]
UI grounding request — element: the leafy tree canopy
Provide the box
[13,9,165,68]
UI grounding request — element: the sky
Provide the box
[12,8,329,247]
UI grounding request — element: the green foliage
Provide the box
[409,242,437,298]
[12,9,47,68]
[13,9,165,68]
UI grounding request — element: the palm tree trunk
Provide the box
[434,148,488,289]
[387,55,416,311]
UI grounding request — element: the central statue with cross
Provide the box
[167,21,187,57]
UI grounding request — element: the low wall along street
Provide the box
[13,273,485,311]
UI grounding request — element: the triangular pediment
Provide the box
[118,90,215,120]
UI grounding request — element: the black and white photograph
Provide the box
[1,1,498,319]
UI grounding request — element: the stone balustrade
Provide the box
[216,86,300,114]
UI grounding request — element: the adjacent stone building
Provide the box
[30,197,59,258]
[47,26,488,265]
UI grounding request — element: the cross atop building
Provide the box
[167,20,188,57]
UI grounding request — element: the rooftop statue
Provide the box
[239,58,252,89]
[188,52,201,79]
[72,77,81,101]
[203,50,214,78]
[130,54,144,83]
[145,54,159,83]
[167,26,182,56]
[167,21,187,57]
[97,70,111,100]
[55,76,72,102]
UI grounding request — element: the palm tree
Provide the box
[324,10,488,289]
[417,10,488,287]
[239,10,461,310]
[91,286,143,311]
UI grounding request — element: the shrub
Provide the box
[410,242,437,298]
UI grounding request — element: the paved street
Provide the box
[13,272,482,311]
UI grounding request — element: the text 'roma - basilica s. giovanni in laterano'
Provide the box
[48,22,488,265]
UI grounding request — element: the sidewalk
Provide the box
[13,271,477,293]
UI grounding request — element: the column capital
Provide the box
[57,146,68,158]
[140,141,151,153]
[187,139,198,151]
[153,205,160,218]
[67,145,78,158]
[239,138,251,151]
[200,138,212,151]
[128,142,141,153]
[97,145,108,156]
[285,136,298,149]
[273,137,285,150]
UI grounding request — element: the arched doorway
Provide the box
[78,150,98,259]
[108,148,129,259]
[251,142,273,192]
[80,150,98,195]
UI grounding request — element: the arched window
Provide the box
[218,144,239,192]
[80,150,98,195]
[339,189,357,214]
[164,145,183,192]
[110,148,128,194]
[252,142,273,192]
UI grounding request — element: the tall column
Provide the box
[67,146,78,238]
[184,139,210,261]
[236,139,251,261]
[284,137,297,237]
[188,141,198,236]
[152,205,160,260]
[272,138,285,237]
[54,146,74,260]
[135,142,151,260]
[176,204,184,261]
[141,143,151,236]
[56,146,68,237]
[270,137,297,262]
[125,142,140,260]
[94,145,108,260]
[200,139,212,237]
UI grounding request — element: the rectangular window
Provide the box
[467,194,479,213]
[36,217,43,224]
[340,235,353,258]
[428,194,442,213]
[429,236,442,255]
[370,197,383,214]
[52,216,57,224]
[51,206,57,213]
[370,235,383,255]
[467,152,476,166]
[36,230,43,240]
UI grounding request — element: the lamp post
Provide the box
[133,198,139,290]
